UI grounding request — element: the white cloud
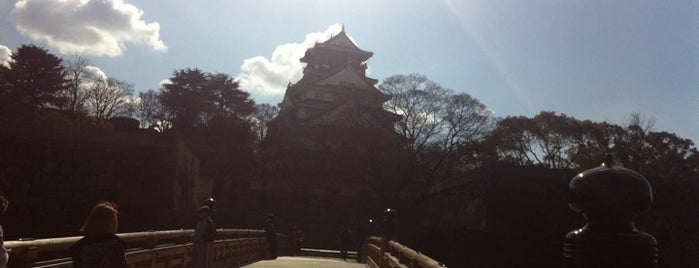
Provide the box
[70,65,108,91]
[11,0,167,57]
[0,44,11,67]
[159,79,171,87]
[84,65,108,82]
[236,24,344,97]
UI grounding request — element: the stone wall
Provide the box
[225,123,407,248]
[0,127,204,239]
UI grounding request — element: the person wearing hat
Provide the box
[70,201,126,268]
[191,206,216,268]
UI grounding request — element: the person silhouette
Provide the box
[191,206,216,268]
[264,214,277,259]
[70,201,126,268]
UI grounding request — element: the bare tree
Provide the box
[380,74,493,159]
[380,73,447,156]
[378,73,494,194]
[251,103,279,142]
[61,55,113,114]
[623,112,655,133]
[85,78,134,119]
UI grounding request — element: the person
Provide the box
[295,228,304,256]
[203,198,216,215]
[380,208,397,252]
[0,193,9,268]
[264,214,277,259]
[191,206,216,268]
[355,225,367,263]
[70,201,126,268]
[287,227,298,256]
[339,228,352,260]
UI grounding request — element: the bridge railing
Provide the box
[365,236,444,268]
[4,229,274,268]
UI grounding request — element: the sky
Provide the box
[1,0,697,142]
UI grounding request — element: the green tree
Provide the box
[530,111,582,169]
[208,73,255,119]
[642,131,697,177]
[159,68,209,129]
[486,111,584,169]
[612,124,698,177]
[571,120,624,169]
[481,110,699,176]
[135,89,170,130]
[0,44,68,116]
[484,115,535,165]
[159,68,255,130]
[157,68,257,200]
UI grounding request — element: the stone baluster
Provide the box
[564,154,658,268]
[7,246,38,268]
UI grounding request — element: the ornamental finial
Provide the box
[603,153,614,167]
[565,153,656,267]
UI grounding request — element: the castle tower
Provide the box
[254,29,407,247]
[274,29,399,129]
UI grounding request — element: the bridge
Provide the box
[3,156,662,267]
[4,229,444,268]
[242,257,364,268]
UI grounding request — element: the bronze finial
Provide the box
[603,153,614,167]
[565,152,656,267]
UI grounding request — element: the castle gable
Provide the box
[316,64,373,89]
[275,28,397,128]
[323,31,361,51]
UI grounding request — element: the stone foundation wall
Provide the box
[0,128,203,239]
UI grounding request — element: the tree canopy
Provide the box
[481,111,698,177]
[378,73,495,196]
[0,44,68,117]
[159,68,255,130]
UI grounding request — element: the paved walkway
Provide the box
[242,256,366,268]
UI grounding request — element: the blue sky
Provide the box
[1,0,697,142]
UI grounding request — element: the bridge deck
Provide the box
[242,256,366,268]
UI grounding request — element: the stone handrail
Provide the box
[4,229,271,268]
[365,236,445,268]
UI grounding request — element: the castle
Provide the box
[240,29,407,246]
[273,28,399,130]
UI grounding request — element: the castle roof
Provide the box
[301,29,373,62]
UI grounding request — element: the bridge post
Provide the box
[563,154,658,268]
[7,246,37,268]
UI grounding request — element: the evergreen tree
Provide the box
[159,68,255,130]
[0,44,68,116]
